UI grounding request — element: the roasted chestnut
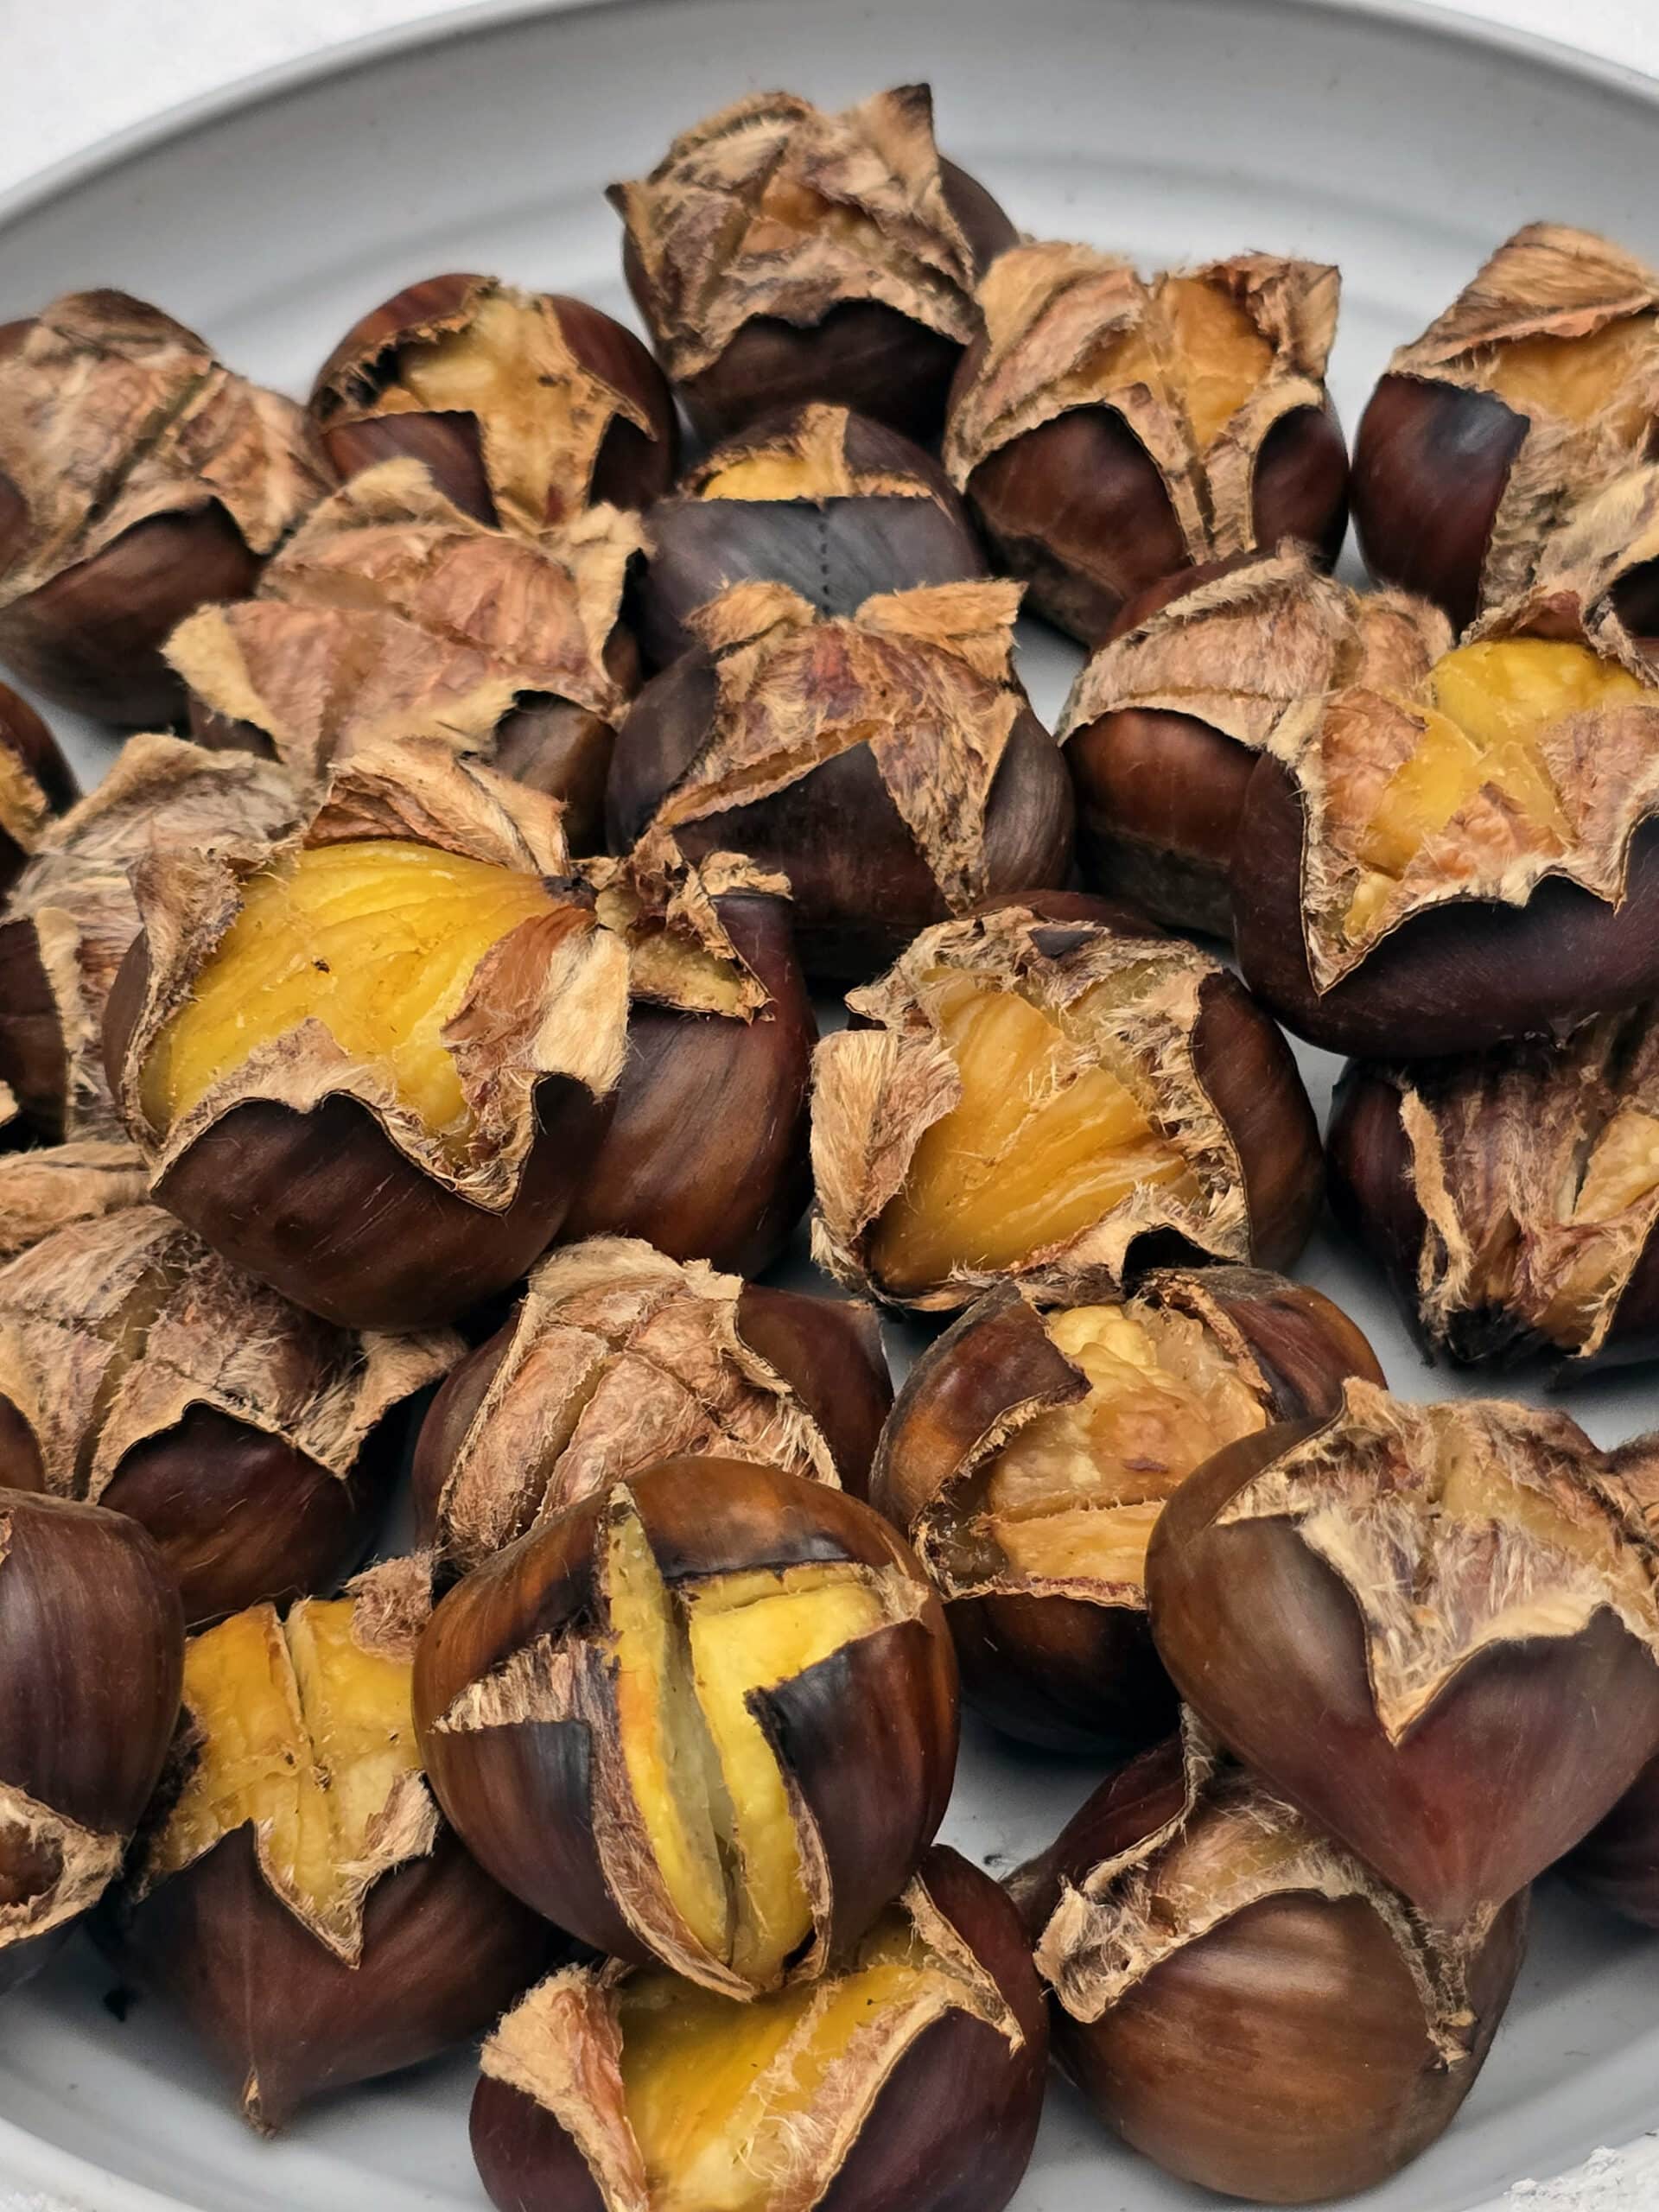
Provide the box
[607,578,1074,981]
[0,683,75,902]
[104,1562,552,2128]
[811,896,1322,1310]
[472,1847,1046,2212]
[103,741,630,1331]
[309,275,677,529]
[611,85,1016,445]
[1565,1747,1659,1927]
[414,1237,891,1574]
[872,1269,1381,1751]
[0,291,329,723]
[413,1456,958,1994]
[1354,224,1659,629]
[0,1137,146,1262]
[632,403,986,668]
[944,242,1348,645]
[1012,1727,1526,2204]
[0,1488,182,1994]
[1146,1378,1659,1923]
[1059,549,1450,936]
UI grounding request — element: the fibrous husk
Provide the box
[810,903,1252,1309]
[0,292,329,606]
[1523,462,1659,660]
[610,86,982,380]
[0,1776,124,1961]
[582,834,785,1020]
[0,1138,148,1262]
[113,741,629,1210]
[944,243,1339,559]
[0,733,55,856]
[680,402,938,500]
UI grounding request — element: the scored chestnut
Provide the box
[308,274,677,529]
[0,1136,146,1262]
[1146,1378,1659,1924]
[607,576,1075,982]
[413,1457,959,1996]
[0,683,75,903]
[1012,1727,1526,2204]
[811,896,1323,1311]
[103,1561,553,2130]
[103,741,630,1331]
[0,291,330,724]
[414,1237,891,1575]
[471,1847,1046,2212]
[872,1269,1381,1752]
[944,241,1348,645]
[1058,549,1450,936]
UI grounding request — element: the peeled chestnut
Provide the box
[414,1456,958,1995]
[1059,549,1450,936]
[944,242,1348,645]
[1012,1728,1526,2204]
[103,741,630,1330]
[1147,1378,1659,1924]
[612,85,1015,446]
[0,1489,182,1994]
[104,1562,552,2128]
[811,895,1322,1310]
[309,275,677,529]
[472,1846,1046,2212]
[872,1269,1381,1752]
[632,403,986,668]
[414,1237,892,1573]
[0,292,329,724]
[1354,224,1659,629]
[0,683,75,902]
[607,577,1074,981]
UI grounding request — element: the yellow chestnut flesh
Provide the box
[1482,313,1659,437]
[395,290,580,531]
[1106,275,1274,452]
[696,452,848,501]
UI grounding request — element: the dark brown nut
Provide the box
[1011,1727,1527,2205]
[471,1846,1046,2212]
[103,742,629,1331]
[632,403,986,668]
[1059,550,1451,937]
[0,1202,456,1624]
[1146,1379,1659,1923]
[1353,225,1659,630]
[1565,1749,1659,1925]
[811,897,1323,1312]
[413,1457,959,1996]
[0,684,75,902]
[611,85,1015,447]
[872,1270,1381,1752]
[412,1238,890,1575]
[0,1488,182,1994]
[0,1139,146,1265]
[308,276,677,530]
[944,243,1348,645]
[103,1561,553,2129]
[0,737,299,1142]
[607,578,1075,982]
[0,292,330,724]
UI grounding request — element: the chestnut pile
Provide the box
[4,70,1659,2212]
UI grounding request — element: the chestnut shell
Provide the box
[0,685,75,902]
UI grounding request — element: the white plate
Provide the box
[3,2,1659,2205]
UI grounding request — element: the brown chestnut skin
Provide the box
[0,684,75,901]
[412,1456,959,1970]
[1565,1751,1659,1926]
[1186,966,1325,1276]
[0,909,67,1138]
[469,1845,1048,2212]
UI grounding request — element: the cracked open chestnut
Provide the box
[413,1456,958,1995]
[944,242,1348,645]
[0,683,75,903]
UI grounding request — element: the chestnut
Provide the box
[632,403,986,668]
[1146,1378,1659,1923]
[944,242,1348,645]
[1354,224,1659,629]
[0,1488,182,1994]
[1565,1748,1659,1927]
[309,275,677,530]
[0,735,299,1142]
[103,741,630,1331]
[607,577,1075,981]
[1059,549,1450,936]
[103,1561,553,2129]
[610,85,1016,446]
[471,1846,1046,2212]
[872,1268,1381,1752]
[1012,1728,1526,2204]
[413,1456,958,1995]
[413,1237,892,1574]
[0,291,329,724]
[811,895,1322,1311]
[0,683,75,902]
